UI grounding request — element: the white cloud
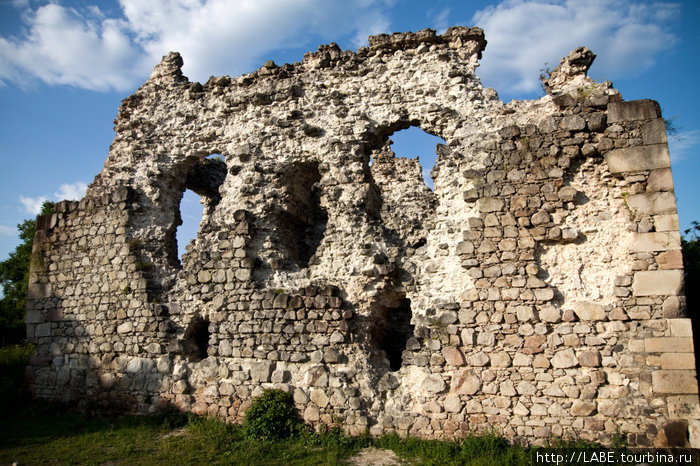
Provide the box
[669,129,700,163]
[54,182,88,201]
[472,0,680,95]
[19,195,49,215]
[0,225,15,237]
[0,0,393,91]
[0,4,145,90]
[19,181,88,215]
[430,7,451,34]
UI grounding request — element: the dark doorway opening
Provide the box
[182,315,211,361]
[373,297,414,371]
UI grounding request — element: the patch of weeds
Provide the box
[243,388,303,441]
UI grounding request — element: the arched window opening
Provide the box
[389,126,445,190]
[176,189,205,260]
[175,154,227,262]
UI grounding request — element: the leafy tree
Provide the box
[682,220,700,316]
[0,201,54,345]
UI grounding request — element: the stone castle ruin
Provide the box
[25,27,699,446]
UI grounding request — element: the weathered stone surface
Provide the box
[551,348,578,368]
[655,214,679,232]
[572,301,606,321]
[655,420,689,448]
[608,99,661,123]
[633,270,683,296]
[477,198,504,213]
[578,351,601,367]
[642,118,668,145]
[668,318,693,337]
[626,192,676,215]
[668,396,700,418]
[644,337,694,353]
[571,401,597,416]
[27,283,52,300]
[652,371,699,394]
[647,168,674,192]
[661,353,695,370]
[453,370,482,395]
[663,296,683,318]
[442,347,466,366]
[604,145,670,173]
[422,374,446,394]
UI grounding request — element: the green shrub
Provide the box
[243,389,302,441]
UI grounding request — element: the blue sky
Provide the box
[0,0,698,261]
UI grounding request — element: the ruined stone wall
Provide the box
[25,27,699,447]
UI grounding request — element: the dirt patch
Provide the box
[349,447,400,465]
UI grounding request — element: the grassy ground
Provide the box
[0,344,692,465]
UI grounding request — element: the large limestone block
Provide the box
[642,118,668,145]
[655,214,680,232]
[668,395,700,418]
[661,353,695,370]
[626,192,676,215]
[604,145,670,173]
[27,283,52,299]
[645,337,694,353]
[629,232,681,252]
[633,270,683,296]
[668,319,693,337]
[652,370,699,394]
[608,99,661,123]
[647,168,674,192]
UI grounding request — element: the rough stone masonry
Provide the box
[24,26,699,447]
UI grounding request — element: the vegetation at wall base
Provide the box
[243,388,304,441]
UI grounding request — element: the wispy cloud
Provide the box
[0,225,15,237]
[472,0,680,95]
[55,182,88,202]
[669,129,700,163]
[19,181,88,215]
[0,0,393,91]
[430,7,451,34]
[19,195,49,215]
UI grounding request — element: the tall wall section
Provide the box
[24,27,699,447]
